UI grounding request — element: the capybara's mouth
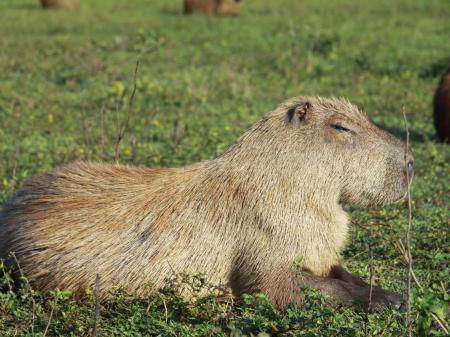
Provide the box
[392,182,411,204]
[393,193,407,204]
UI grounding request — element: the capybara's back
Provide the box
[184,0,241,16]
[434,69,450,143]
[0,161,234,297]
[40,0,79,10]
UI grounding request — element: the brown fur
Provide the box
[0,97,412,310]
[434,69,450,143]
[40,0,79,11]
[184,0,241,16]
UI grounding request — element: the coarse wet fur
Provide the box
[40,0,79,11]
[0,97,413,311]
[434,69,450,143]
[184,0,241,16]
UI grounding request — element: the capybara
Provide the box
[40,0,79,11]
[0,97,413,310]
[184,0,241,16]
[434,69,450,143]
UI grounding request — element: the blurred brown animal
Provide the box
[0,97,412,310]
[434,69,450,143]
[40,0,79,11]
[184,0,241,16]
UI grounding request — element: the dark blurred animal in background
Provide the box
[40,0,80,11]
[433,69,450,143]
[184,0,241,16]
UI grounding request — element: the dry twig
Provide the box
[396,241,449,334]
[402,106,414,337]
[114,60,140,163]
[364,244,374,337]
[10,145,19,193]
[99,103,106,159]
[400,108,448,335]
[93,274,101,336]
[42,299,56,337]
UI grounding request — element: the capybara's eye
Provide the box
[331,124,352,133]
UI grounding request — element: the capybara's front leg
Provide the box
[300,267,403,311]
[230,266,304,310]
[259,270,304,309]
[328,265,367,286]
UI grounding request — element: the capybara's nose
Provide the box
[406,154,414,178]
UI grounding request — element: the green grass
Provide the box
[0,0,449,335]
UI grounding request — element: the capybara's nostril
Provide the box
[406,158,414,177]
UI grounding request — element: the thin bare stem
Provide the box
[162,297,168,323]
[31,298,36,337]
[10,145,19,193]
[93,274,101,336]
[433,316,450,335]
[376,314,398,337]
[400,108,449,336]
[114,60,139,164]
[401,106,413,337]
[82,104,92,160]
[364,244,374,337]
[42,299,56,337]
[10,252,31,290]
[396,240,449,334]
[99,103,106,159]
[114,101,121,163]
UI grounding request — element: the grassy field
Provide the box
[0,0,449,335]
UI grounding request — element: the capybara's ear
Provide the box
[287,102,310,126]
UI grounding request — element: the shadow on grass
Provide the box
[9,3,41,10]
[380,125,435,143]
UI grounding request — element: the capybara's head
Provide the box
[245,97,413,208]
